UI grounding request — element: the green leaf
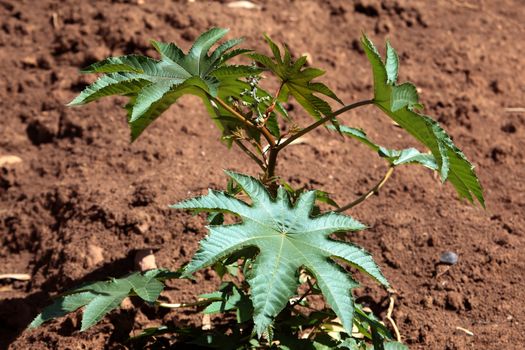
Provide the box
[68,73,150,106]
[385,41,398,85]
[332,125,438,170]
[249,35,342,120]
[337,338,361,349]
[81,288,128,331]
[219,48,253,64]
[126,269,165,302]
[333,125,380,152]
[383,342,409,350]
[186,28,230,75]
[126,84,208,141]
[390,83,419,112]
[70,28,258,141]
[266,113,281,138]
[200,283,240,314]
[172,171,388,336]
[380,148,437,169]
[208,38,245,70]
[28,292,96,329]
[354,303,392,340]
[209,65,262,79]
[29,270,170,331]
[199,282,253,323]
[209,76,288,141]
[315,190,339,208]
[361,34,484,206]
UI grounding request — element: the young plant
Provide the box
[29,28,483,349]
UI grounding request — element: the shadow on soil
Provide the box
[0,254,136,349]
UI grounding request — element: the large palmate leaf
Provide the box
[29,269,176,331]
[249,35,342,120]
[69,28,260,140]
[172,171,388,336]
[361,35,484,206]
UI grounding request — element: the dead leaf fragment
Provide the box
[227,1,261,10]
[202,314,212,330]
[456,326,474,336]
[0,273,31,281]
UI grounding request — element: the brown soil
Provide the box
[1,0,524,349]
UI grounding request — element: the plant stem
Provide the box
[156,299,217,308]
[234,139,266,171]
[214,97,276,147]
[266,148,278,181]
[264,99,374,186]
[291,278,315,306]
[386,295,402,342]
[276,99,374,151]
[336,166,395,212]
[263,82,284,117]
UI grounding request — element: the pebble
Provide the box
[86,244,104,267]
[439,251,458,265]
[21,55,38,68]
[0,155,22,167]
[446,291,464,310]
[422,295,434,308]
[134,249,157,271]
[120,297,133,310]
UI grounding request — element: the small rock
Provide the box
[0,155,22,167]
[86,244,104,267]
[134,249,157,271]
[432,293,446,307]
[446,291,464,311]
[135,221,150,234]
[120,297,134,310]
[422,296,433,308]
[439,251,458,265]
[126,210,151,234]
[21,55,38,68]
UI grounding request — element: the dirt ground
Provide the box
[1,0,524,349]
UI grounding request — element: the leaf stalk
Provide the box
[336,166,395,212]
[276,99,374,151]
[264,99,374,186]
[214,97,276,148]
[234,139,266,171]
